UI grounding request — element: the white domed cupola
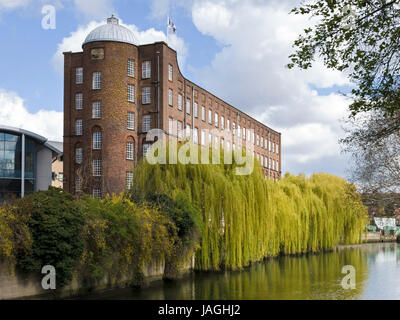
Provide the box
[83,15,137,46]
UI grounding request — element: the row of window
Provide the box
[167,117,280,170]
[167,90,279,153]
[75,59,154,85]
[74,111,137,136]
[75,139,135,162]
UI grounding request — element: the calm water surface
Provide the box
[77,243,400,300]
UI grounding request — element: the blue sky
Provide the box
[0,0,355,178]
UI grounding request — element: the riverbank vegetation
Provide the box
[0,154,367,289]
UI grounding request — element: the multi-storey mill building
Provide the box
[63,16,282,198]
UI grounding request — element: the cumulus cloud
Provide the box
[187,0,352,176]
[0,89,63,141]
[52,17,188,74]
[0,0,30,11]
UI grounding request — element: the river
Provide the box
[76,242,400,300]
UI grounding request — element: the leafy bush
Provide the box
[16,187,85,288]
[79,195,176,285]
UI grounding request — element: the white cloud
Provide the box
[0,89,63,141]
[188,0,352,176]
[52,18,188,74]
[0,0,30,11]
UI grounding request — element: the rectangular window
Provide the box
[142,87,151,104]
[93,132,102,150]
[93,160,102,177]
[243,127,246,140]
[143,144,150,157]
[261,156,264,167]
[257,135,260,146]
[128,59,135,77]
[93,188,101,199]
[277,160,279,171]
[208,110,212,124]
[233,122,236,135]
[248,129,251,142]
[214,136,219,149]
[168,117,173,135]
[92,101,101,119]
[142,61,151,79]
[168,89,173,106]
[221,116,225,130]
[75,119,82,136]
[276,144,279,154]
[76,67,83,84]
[261,137,264,148]
[75,148,82,164]
[127,112,135,130]
[92,72,101,90]
[194,102,198,118]
[142,115,151,132]
[178,94,183,110]
[75,176,81,193]
[238,125,241,138]
[194,128,198,144]
[177,121,183,139]
[201,130,206,146]
[186,99,191,114]
[221,138,224,149]
[128,84,135,102]
[126,142,134,160]
[201,106,206,121]
[75,93,83,110]
[208,133,212,146]
[168,64,173,81]
[269,141,272,152]
[185,124,191,139]
[215,113,219,127]
[227,119,230,131]
[273,142,276,153]
[126,172,133,189]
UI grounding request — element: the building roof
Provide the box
[0,125,62,155]
[46,141,63,154]
[83,15,137,47]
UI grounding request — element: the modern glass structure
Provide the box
[0,126,61,201]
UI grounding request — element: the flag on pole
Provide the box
[167,17,177,36]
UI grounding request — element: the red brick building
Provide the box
[63,16,282,197]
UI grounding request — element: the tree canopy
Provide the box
[288,0,400,116]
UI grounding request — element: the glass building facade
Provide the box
[0,132,36,200]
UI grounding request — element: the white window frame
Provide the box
[178,94,183,110]
[168,89,173,106]
[142,61,151,79]
[126,171,133,189]
[92,101,101,119]
[75,148,83,164]
[76,67,83,84]
[93,160,102,177]
[208,110,212,124]
[92,72,101,90]
[93,132,102,150]
[194,102,198,118]
[75,119,83,136]
[142,87,151,104]
[75,93,83,110]
[142,115,151,132]
[128,84,135,103]
[126,142,134,160]
[201,106,206,121]
[168,64,173,81]
[128,59,135,77]
[186,98,191,114]
[127,112,135,130]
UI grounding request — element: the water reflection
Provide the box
[78,243,400,300]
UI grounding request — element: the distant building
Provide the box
[0,126,62,201]
[47,141,63,189]
[63,16,282,198]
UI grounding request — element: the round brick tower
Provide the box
[78,16,139,196]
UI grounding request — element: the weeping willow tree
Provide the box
[130,143,367,271]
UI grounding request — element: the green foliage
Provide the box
[79,194,176,285]
[16,187,85,288]
[0,203,31,273]
[131,147,368,271]
[288,0,400,116]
